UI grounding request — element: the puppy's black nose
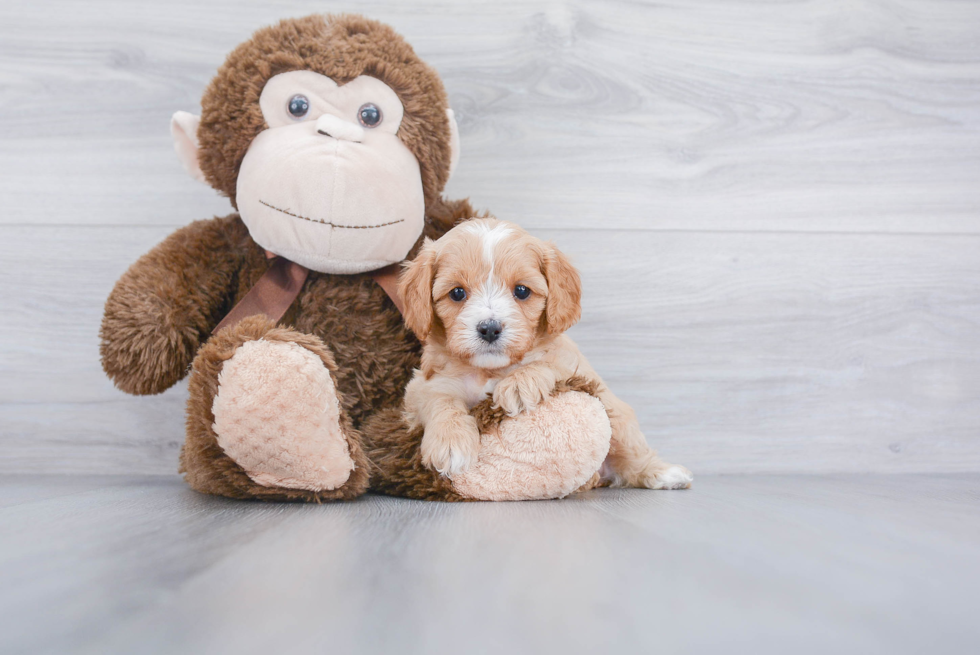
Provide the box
[477,319,502,344]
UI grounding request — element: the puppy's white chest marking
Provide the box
[461,373,500,409]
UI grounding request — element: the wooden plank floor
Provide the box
[1,474,977,654]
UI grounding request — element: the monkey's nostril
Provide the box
[476,319,502,344]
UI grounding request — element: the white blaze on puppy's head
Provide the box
[398,218,583,370]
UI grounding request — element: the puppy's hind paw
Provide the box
[640,464,693,490]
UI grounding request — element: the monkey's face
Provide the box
[235,70,426,274]
[172,16,461,273]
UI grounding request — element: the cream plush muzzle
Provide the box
[236,120,425,273]
[235,71,426,274]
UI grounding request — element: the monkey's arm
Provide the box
[100,215,250,395]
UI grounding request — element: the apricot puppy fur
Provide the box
[397,218,692,489]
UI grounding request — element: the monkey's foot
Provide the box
[362,377,612,502]
[453,383,613,501]
[212,338,353,491]
[182,316,369,501]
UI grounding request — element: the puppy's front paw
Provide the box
[420,415,481,476]
[638,463,693,490]
[492,367,555,417]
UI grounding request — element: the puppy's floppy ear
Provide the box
[398,239,438,341]
[543,243,582,334]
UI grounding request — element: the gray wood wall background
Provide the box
[2,0,978,475]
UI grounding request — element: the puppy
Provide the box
[398,218,692,490]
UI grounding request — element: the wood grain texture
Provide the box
[1,474,978,654]
[0,0,978,232]
[1,0,979,474]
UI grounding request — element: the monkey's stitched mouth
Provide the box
[259,200,406,230]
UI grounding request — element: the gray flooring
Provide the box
[1,474,977,654]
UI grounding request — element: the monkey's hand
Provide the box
[100,215,246,395]
[492,363,559,417]
[420,412,481,476]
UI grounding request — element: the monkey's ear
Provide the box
[446,108,460,181]
[398,239,438,341]
[170,111,207,184]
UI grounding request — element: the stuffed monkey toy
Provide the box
[100,14,614,502]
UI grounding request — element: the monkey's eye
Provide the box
[287,94,310,119]
[358,103,383,128]
[449,287,467,302]
[514,285,531,300]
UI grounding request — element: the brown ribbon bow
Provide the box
[212,257,403,334]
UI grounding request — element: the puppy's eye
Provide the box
[449,287,467,302]
[514,284,531,300]
[358,103,383,128]
[287,94,310,119]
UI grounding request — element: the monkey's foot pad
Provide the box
[453,390,612,501]
[212,339,354,491]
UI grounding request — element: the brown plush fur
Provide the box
[363,376,605,501]
[99,215,255,395]
[198,14,454,210]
